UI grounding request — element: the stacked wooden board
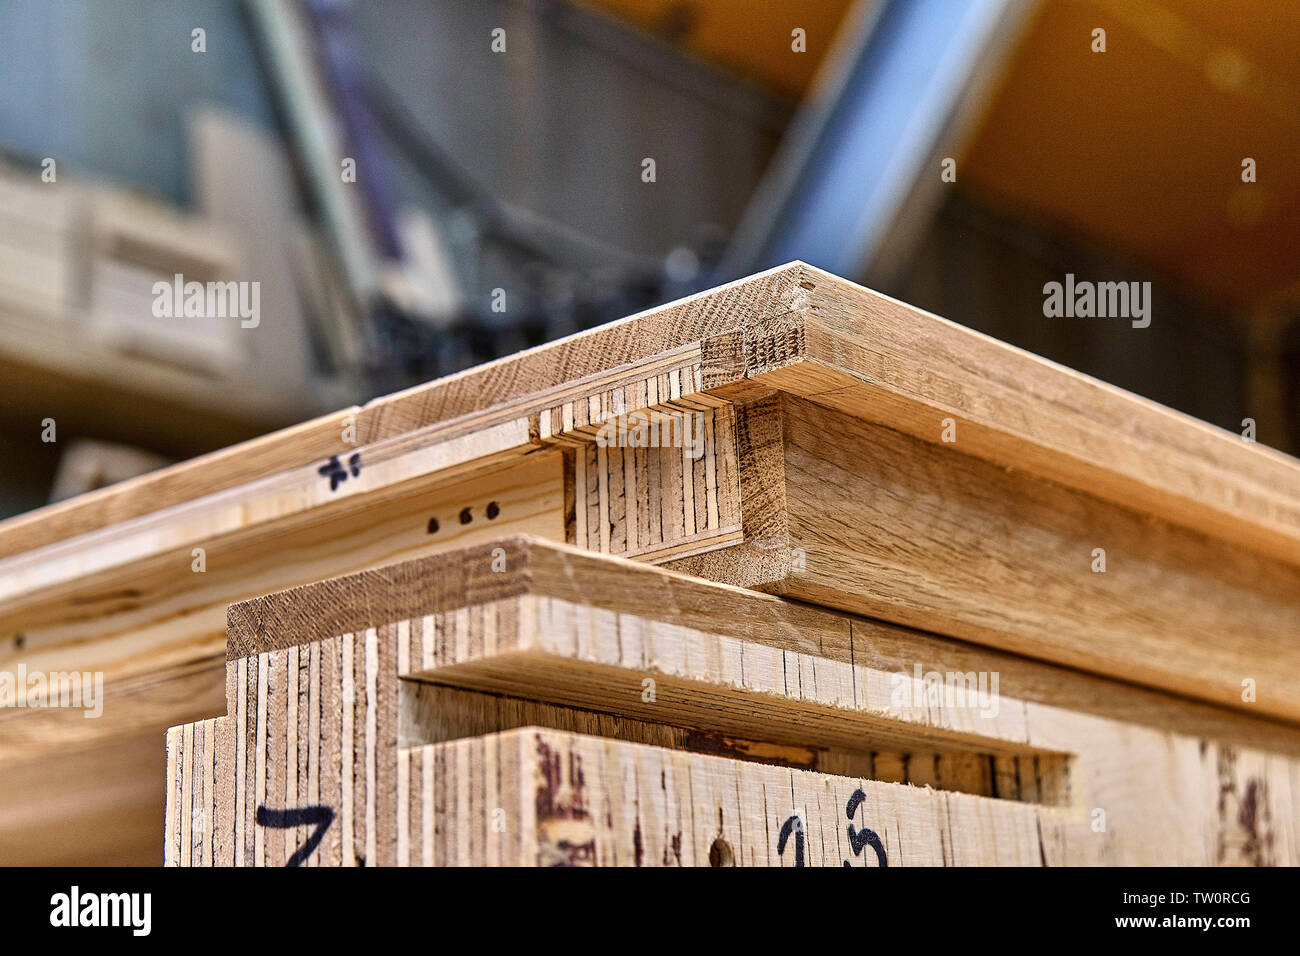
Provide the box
[0,170,83,321]
[0,165,244,375]
[166,537,1298,866]
[88,190,243,376]
[1,262,1297,864]
[0,163,322,466]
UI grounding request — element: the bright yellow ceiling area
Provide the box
[573,0,856,99]
[581,0,1299,308]
[961,0,1300,307]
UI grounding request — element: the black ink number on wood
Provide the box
[777,814,805,867]
[319,453,361,491]
[842,788,887,867]
[256,804,335,867]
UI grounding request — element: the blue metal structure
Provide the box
[720,0,1033,283]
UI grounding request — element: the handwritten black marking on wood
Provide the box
[777,814,805,867]
[318,453,362,492]
[844,788,887,867]
[256,804,334,867]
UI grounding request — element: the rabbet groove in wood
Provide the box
[671,393,1300,722]
[397,727,1054,867]
[173,722,1067,867]
[12,262,1300,865]
[164,535,1300,866]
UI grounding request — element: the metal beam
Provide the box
[244,0,383,303]
[719,0,1038,287]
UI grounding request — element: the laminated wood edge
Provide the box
[13,259,1298,574]
[719,270,1300,567]
[0,261,808,559]
[226,534,1300,759]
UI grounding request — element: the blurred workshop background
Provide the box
[0,0,1297,522]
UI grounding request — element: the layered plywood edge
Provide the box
[3,261,1299,863]
[165,536,1300,866]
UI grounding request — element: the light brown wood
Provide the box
[0,407,359,560]
[400,728,1057,866]
[1,729,165,866]
[19,260,1296,566]
[9,263,1300,863]
[165,537,1300,866]
[399,682,1043,804]
[763,394,1300,720]
[0,264,802,559]
[714,268,1300,567]
[0,307,751,862]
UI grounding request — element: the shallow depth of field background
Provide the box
[0,0,1296,519]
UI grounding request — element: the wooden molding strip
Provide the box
[0,407,360,561]
[754,394,1300,721]
[11,260,1297,570]
[166,537,1300,866]
[9,262,1300,864]
[225,535,1300,752]
[711,269,1300,567]
[395,729,1057,867]
[0,263,806,560]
